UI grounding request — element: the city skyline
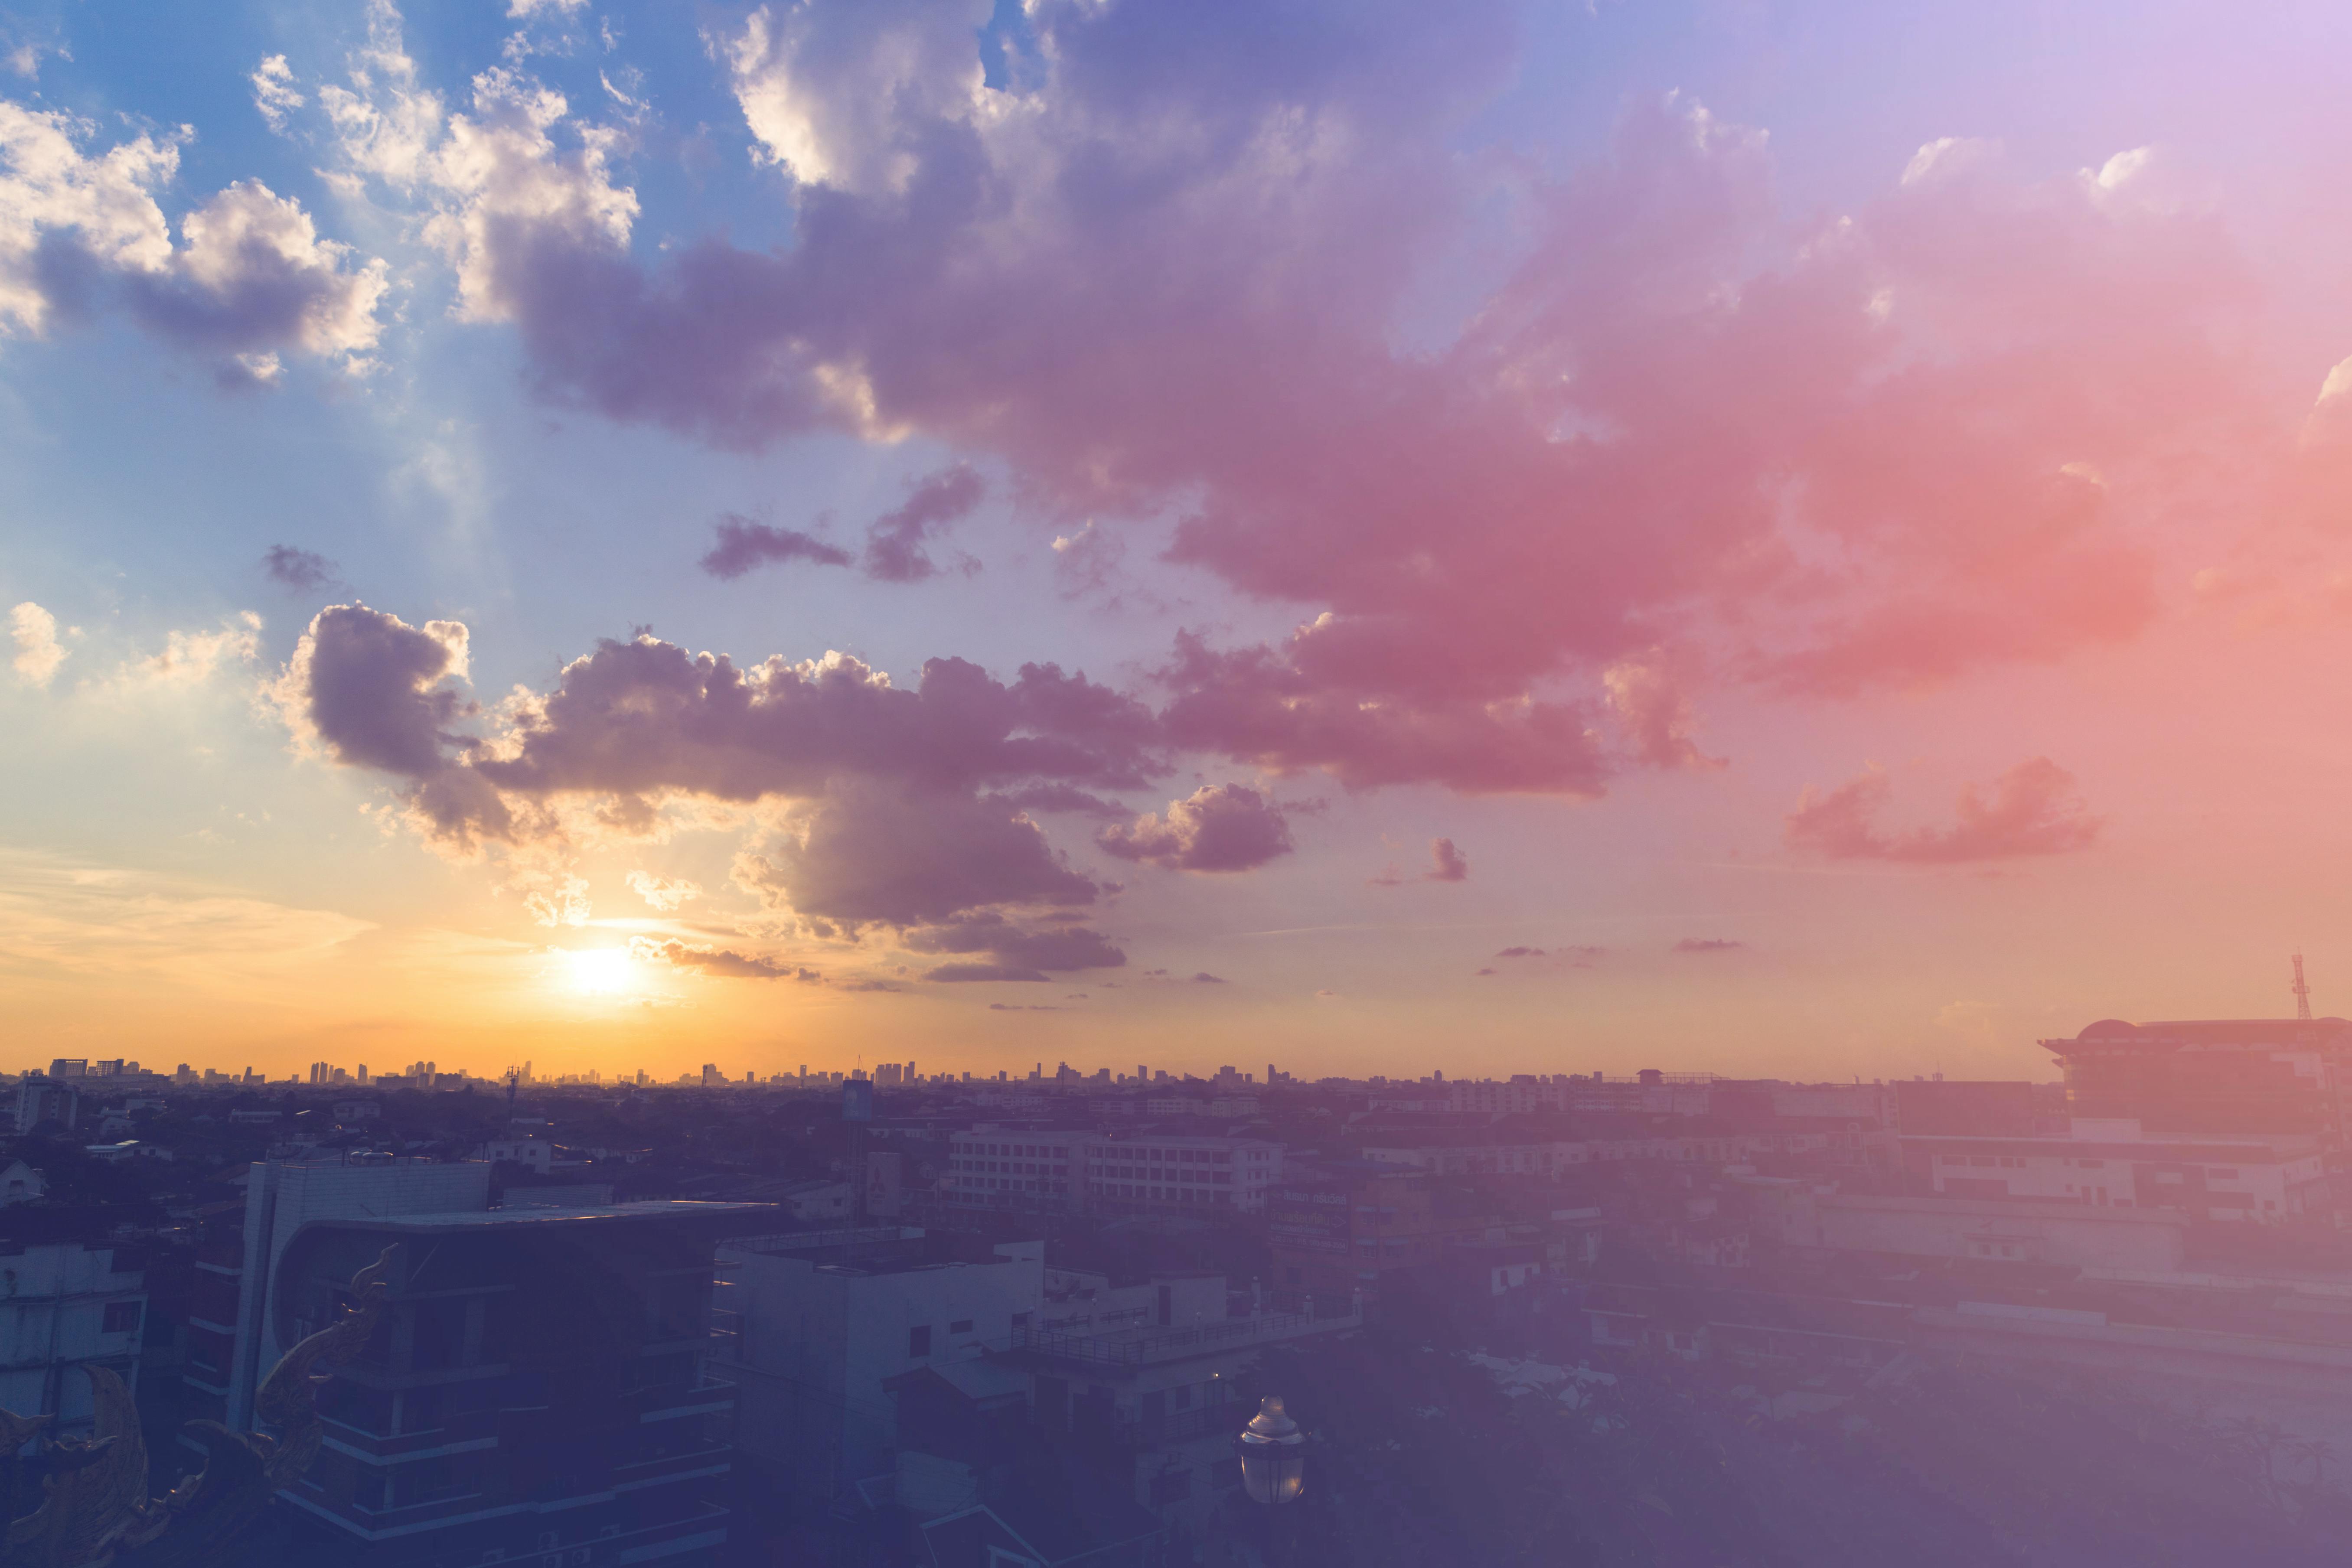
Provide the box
[10,0,2352,1082]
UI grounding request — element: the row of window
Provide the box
[1092,1183,1233,1204]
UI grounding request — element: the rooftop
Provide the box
[307,1200,774,1235]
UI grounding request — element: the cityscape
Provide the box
[10,0,2352,1563]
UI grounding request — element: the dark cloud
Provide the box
[1426,837,1468,882]
[737,782,1098,926]
[1784,758,2101,863]
[1475,967,1498,976]
[863,463,986,582]
[1189,971,1227,984]
[904,911,1126,981]
[990,782,1130,817]
[630,937,820,981]
[264,545,340,592]
[1494,945,1545,958]
[280,607,1163,930]
[699,515,852,578]
[1673,938,1744,954]
[988,1002,1062,1011]
[1098,783,1292,872]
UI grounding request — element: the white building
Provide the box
[472,1136,551,1173]
[1904,1118,2328,1221]
[0,1242,147,1437]
[0,1161,48,1205]
[711,1229,1044,1501]
[1083,1134,1284,1213]
[944,1128,1089,1212]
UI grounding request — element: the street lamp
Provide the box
[1237,1394,1306,1505]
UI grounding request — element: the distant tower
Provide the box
[2293,952,2313,1021]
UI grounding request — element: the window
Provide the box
[101,1301,141,1335]
[909,1325,932,1358]
[2207,1168,2239,1180]
[949,1319,973,1335]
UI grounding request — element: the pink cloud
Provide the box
[1784,757,2102,863]
[1425,837,1468,882]
[1097,783,1292,873]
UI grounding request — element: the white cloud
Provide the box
[626,870,701,911]
[0,103,387,369]
[175,181,389,359]
[0,102,178,333]
[508,0,589,16]
[105,611,264,695]
[423,69,637,321]
[318,0,446,190]
[724,0,992,195]
[9,601,65,685]
[251,55,306,132]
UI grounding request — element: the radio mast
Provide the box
[2292,953,2313,1021]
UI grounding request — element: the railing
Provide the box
[1011,1308,1358,1369]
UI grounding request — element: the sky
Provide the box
[6,0,2352,1084]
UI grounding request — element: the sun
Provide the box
[563,947,638,996]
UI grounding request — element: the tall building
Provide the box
[2042,1018,2352,1142]
[224,1155,770,1564]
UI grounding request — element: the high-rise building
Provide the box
[223,1156,770,1564]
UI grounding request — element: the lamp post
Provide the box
[1237,1394,1306,1506]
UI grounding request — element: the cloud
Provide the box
[0,848,371,989]
[1475,967,1497,976]
[251,55,306,134]
[0,103,387,375]
[106,612,263,694]
[1603,654,1726,770]
[269,604,509,845]
[359,1,2288,795]
[863,463,985,582]
[1495,945,1544,958]
[988,1002,1060,1011]
[698,515,852,578]
[1098,783,1292,873]
[1425,837,1468,882]
[1784,757,2102,863]
[904,911,1125,981]
[630,935,819,981]
[265,546,341,591]
[1674,938,1743,954]
[625,871,700,911]
[991,782,1129,817]
[1189,971,1227,984]
[736,781,1099,926]
[10,602,65,686]
[274,606,1161,952]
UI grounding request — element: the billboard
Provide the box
[842,1078,874,1122]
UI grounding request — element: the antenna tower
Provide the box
[2292,953,2313,1021]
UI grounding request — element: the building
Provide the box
[1902,1119,2328,1221]
[711,1228,1046,1503]
[1082,1134,1283,1214]
[13,1075,78,1134]
[225,1155,769,1565]
[1267,1164,1493,1302]
[0,1242,147,1438]
[1753,1185,2191,1271]
[944,1129,1090,1213]
[2042,1017,2352,1142]
[0,1161,48,1205]
[1893,1079,2046,1136]
[474,1135,554,1172]
[1446,1078,1566,1115]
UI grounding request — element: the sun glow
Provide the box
[563,947,639,996]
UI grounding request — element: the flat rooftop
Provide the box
[309,1200,775,1234]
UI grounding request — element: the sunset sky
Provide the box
[7,0,2352,1083]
